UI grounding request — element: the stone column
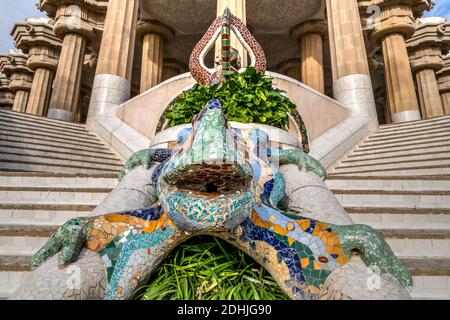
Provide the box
[437,54,450,115]
[277,59,301,82]
[162,58,187,81]
[27,67,54,116]
[407,18,450,119]
[0,73,15,109]
[88,0,139,117]
[326,0,377,121]
[137,21,174,92]
[1,52,34,113]
[415,64,444,118]
[291,20,327,93]
[47,33,86,121]
[12,19,62,116]
[365,1,424,123]
[42,1,106,122]
[216,0,247,67]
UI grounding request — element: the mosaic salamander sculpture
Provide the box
[13,100,412,300]
[12,8,412,301]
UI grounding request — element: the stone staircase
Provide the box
[0,110,121,298]
[0,109,123,174]
[1,109,449,300]
[327,115,450,300]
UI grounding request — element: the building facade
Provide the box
[1,0,450,300]
[0,0,448,126]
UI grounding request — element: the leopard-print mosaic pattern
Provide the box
[189,11,267,85]
[230,15,266,75]
[189,16,222,86]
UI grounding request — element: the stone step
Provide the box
[0,152,122,169]
[375,121,450,136]
[345,145,450,162]
[351,141,450,157]
[0,162,119,175]
[0,118,101,143]
[0,144,121,163]
[340,153,450,167]
[326,176,450,191]
[0,111,91,133]
[378,115,450,132]
[0,236,48,256]
[0,133,111,154]
[0,173,117,189]
[355,136,450,154]
[331,164,450,176]
[410,276,450,299]
[0,272,29,299]
[368,125,450,143]
[0,209,90,227]
[0,203,97,211]
[0,171,118,179]
[0,137,118,156]
[333,190,450,209]
[0,146,123,167]
[0,129,109,150]
[359,132,449,149]
[0,155,120,173]
[0,109,86,131]
[0,188,111,205]
[333,160,450,173]
[350,213,450,230]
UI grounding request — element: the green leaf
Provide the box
[161,66,298,130]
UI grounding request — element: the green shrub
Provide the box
[164,67,297,130]
[133,236,289,300]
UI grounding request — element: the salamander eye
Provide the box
[318,256,329,263]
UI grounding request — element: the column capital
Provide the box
[277,58,301,82]
[163,58,187,73]
[360,0,430,43]
[37,0,108,42]
[162,58,187,82]
[290,20,328,41]
[0,73,15,107]
[0,51,33,92]
[407,18,450,72]
[11,19,62,71]
[437,54,450,94]
[137,20,175,42]
[278,58,301,74]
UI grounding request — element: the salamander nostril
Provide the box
[206,183,219,194]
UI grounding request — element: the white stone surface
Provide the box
[279,164,353,225]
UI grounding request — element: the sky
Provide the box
[0,0,450,53]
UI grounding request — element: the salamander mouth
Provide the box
[164,163,253,196]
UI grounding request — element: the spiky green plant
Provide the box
[133,236,289,300]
